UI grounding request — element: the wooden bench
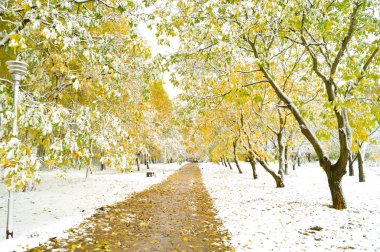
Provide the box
[146,171,156,177]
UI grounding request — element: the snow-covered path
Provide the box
[0,163,182,251]
[30,163,232,251]
[200,161,380,251]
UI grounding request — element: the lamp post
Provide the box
[5,60,28,239]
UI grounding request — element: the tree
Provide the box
[153,0,379,209]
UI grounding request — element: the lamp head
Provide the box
[6,60,28,83]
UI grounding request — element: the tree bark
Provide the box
[100,152,105,171]
[233,140,243,174]
[292,153,297,170]
[284,145,289,175]
[357,141,367,183]
[258,159,284,188]
[85,166,90,180]
[234,157,242,174]
[324,161,347,209]
[348,153,354,176]
[345,109,354,176]
[277,133,285,177]
[297,156,301,167]
[307,153,311,162]
[358,151,365,182]
[223,157,228,167]
[248,156,258,179]
[226,159,233,170]
[136,154,140,172]
[146,158,150,170]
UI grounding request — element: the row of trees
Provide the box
[1,0,378,212]
[0,0,185,190]
[152,0,380,209]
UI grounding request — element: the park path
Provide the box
[30,163,233,251]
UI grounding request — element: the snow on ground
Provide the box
[200,161,380,251]
[0,163,183,251]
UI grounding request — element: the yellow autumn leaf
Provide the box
[48,160,56,168]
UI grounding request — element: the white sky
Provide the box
[137,23,181,100]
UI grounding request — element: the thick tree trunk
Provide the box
[248,156,258,179]
[284,146,289,175]
[226,159,233,170]
[325,162,347,210]
[357,151,365,182]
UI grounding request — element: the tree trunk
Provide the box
[234,157,242,174]
[292,154,297,170]
[248,156,258,179]
[240,137,284,188]
[284,145,289,175]
[136,155,140,171]
[37,144,45,159]
[85,167,89,179]
[358,151,365,182]
[325,162,347,210]
[100,162,105,171]
[357,142,367,183]
[297,156,301,167]
[307,153,311,162]
[223,158,228,167]
[226,159,233,170]
[145,156,149,170]
[277,133,285,177]
[348,153,354,176]
[257,159,284,188]
[233,140,243,174]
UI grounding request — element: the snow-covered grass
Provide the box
[0,163,183,251]
[200,161,380,251]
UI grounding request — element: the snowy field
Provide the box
[200,161,380,251]
[0,163,183,251]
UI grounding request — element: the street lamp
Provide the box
[5,60,28,239]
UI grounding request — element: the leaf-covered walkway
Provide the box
[30,163,232,251]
